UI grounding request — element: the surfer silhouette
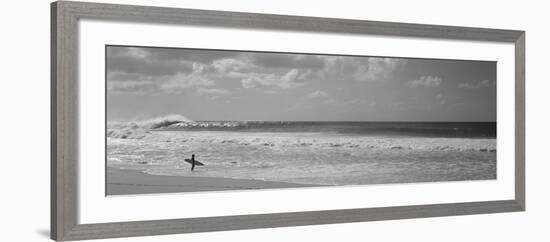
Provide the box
[184,154,203,171]
[190,154,196,171]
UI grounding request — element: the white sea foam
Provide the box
[140,131,496,152]
[107,130,497,186]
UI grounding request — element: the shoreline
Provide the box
[107,166,320,195]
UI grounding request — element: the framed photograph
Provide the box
[51,1,525,241]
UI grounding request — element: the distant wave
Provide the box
[107,115,496,140]
[155,120,497,138]
[158,121,304,130]
[141,114,192,129]
[107,114,191,139]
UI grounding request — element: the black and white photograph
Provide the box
[5,0,544,241]
[106,45,497,195]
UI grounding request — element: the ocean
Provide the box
[107,120,497,186]
[153,121,496,138]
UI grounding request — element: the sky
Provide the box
[106,45,496,122]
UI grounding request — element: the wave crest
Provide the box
[108,114,192,139]
[141,114,192,129]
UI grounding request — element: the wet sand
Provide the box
[107,167,318,195]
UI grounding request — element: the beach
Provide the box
[106,120,497,195]
[107,166,316,195]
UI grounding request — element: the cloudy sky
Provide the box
[106,45,496,122]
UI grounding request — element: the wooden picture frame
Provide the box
[51,1,525,240]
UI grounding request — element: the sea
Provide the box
[107,119,497,186]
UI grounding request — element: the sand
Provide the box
[107,167,318,195]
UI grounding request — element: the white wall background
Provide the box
[0,0,548,241]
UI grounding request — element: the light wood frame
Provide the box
[51,1,526,240]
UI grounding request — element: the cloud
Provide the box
[108,46,243,63]
[240,69,307,89]
[107,68,217,95]
[281,69,311,86]
[107,47,151,60]
[407,76,442,88]
[107,71,160,94]
[196,88,230,96]
[107,80,157,95]
[125,47,150,59]
[458,80,495,89]
[109,46,313,95]
[107,47,194,76]
[322,57,406,82]
[160,72,215,92]
[190,62,216,74]
[324,99,337,104]
[107,46,414,97]
[107,71,144,82]
[106,47,248,92]
[240,73,278,88]
[251,53,325,69]
[353,58,405,81]
[307,90,328,99]
[212,58,251,73]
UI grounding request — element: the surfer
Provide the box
[190,154,196,171]
[184,154,204,171]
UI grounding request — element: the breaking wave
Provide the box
[107,114,191,139]
[146,120,496,138]
[141,114,192,129]
[106,115,497,150]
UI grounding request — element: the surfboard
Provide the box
[184,159,204,166]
